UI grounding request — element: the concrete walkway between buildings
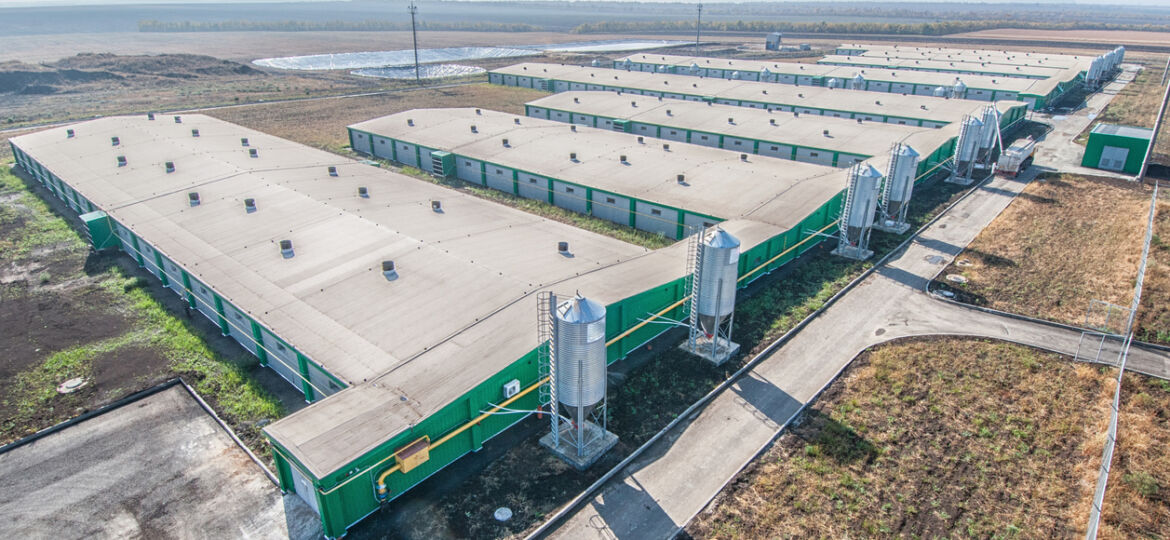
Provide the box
[544,69,1168,540]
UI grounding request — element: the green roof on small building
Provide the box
[1091,123,1154,140]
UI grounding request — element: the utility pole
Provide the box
[1161,54,1169,87]
[1136,54,1169,184]
[695,4,702,56]
[409,1,420,83]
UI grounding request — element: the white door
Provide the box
[1100,145,1129,171]
[290,465,320,515]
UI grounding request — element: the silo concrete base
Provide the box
[945,175,976,186]
[831,245,873,261]
[680,335,740,366]
[540,421,619,471]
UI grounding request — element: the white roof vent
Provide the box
[279,240,294,259]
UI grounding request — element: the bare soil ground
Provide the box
[0,164,283,454]
[951,29,1170,49]
[687,337,1115,539]
[932,174,1165,341]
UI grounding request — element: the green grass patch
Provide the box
[0,166,87,257]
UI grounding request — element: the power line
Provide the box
[408,1,421,83]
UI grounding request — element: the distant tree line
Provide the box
[138,20,540,33]
[570,19,1170,36]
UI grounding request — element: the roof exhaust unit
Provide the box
[187,192,200,207]
[682,227,742,365]
[165,161,175,173]
[116,155,127,167]
[948,115,984,186]
[174,116,182,124]
[832,163,883,260]
[279,239,294,259]
[191,129,200,138]
[874,144,920,234]
[249,148,259,158]
[431,200,442,213]
[328,166,338,177]
[241,138,249,147]
[538,293,618,469]
[557,241,571,256]
[357,186,369,198]
[66,129,75,138]
[111,136,120,146]
[147,113,155,121]
[244,198,257,213]
[382,260,398,281]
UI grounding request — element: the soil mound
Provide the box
[0,53,262,94]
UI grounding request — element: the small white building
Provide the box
[765,32,782,51]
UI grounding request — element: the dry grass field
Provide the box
[1100,371,1170,536]
[933,174,1166,340]
[688,337,1115,539]
[951,29,1170,49]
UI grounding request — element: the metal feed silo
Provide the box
[833,163,882,260]
[682,228,742,365]
[850,73,865,91]
[876,144,920,234]
[952,80,968,99]
[949,115,984,185]
[554,295,606,418]
[537,293,618,468]
[977,105,1001,166]
[933,86,947,98]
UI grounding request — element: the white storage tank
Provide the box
[952,79,968,99]
[553,295,607,420]
[696,228,740,336]
[957,116,983,164]
[979,105,999,152]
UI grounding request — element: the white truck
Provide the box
[996,136,1037,177]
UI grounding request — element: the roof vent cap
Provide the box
[191,128,200,137]
[188,192,200,207]
[358,186,369,198]
[663,143,671,151]
[619,155,627,163]
[328,165,338,176]
[666,109,672,116]
[502,138,510,147]
[111,136,120,146]
[407,118,414,126]
[244,198,256,213]
[174,116,182,123]
[637,136,644,144]
[823,129,830,136]
[431,200,443,213]
[249,148,258,158]
[676,174,686,184]
[116,155,127,166]
[165,161,175,173]
[740,153,748,161]
[66,129,75,138]
[573,97,580,103]
[241,137,249,146]
[769,119,776,126]
[514,118,521,125]
[382,260,398,281]
[470,125,478,133]
[147,113,155,121]
[279,240,294,259]
[475,108,482,115]
[570,152,578,162]
[558,241,571,255]
[570,125,577,132]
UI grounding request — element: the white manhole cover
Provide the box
[57,377,87,394]
[494,507,513,522]
[946,274,969,285]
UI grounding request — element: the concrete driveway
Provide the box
[0,384,322,540]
